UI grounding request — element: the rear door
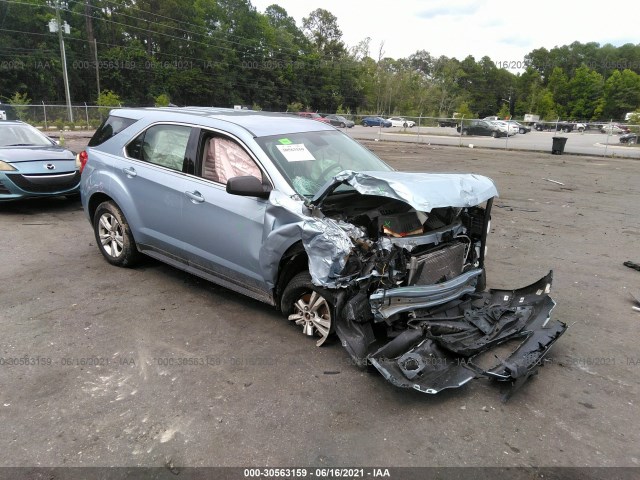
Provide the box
[121,123,198,259]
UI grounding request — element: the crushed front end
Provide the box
[303,171,567,398]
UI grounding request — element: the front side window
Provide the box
[200,135,263,185]
[126,124,191,172]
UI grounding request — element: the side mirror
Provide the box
[226,175,271,199]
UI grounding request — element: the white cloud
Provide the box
[250,0,639,69]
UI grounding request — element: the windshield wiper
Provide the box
[4,143,36,146]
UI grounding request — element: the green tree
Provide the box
[547,67,569,116]
[456,101,475,119]
[535,88,558,120]
[498,103,510,119]
[601,69,640,119]
[302,8,345,58]
[9,92,32,121]
[97,90,122,116]
[154,94,171,107]
[567,66,603,120]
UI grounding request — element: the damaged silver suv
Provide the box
[80,108,566,397]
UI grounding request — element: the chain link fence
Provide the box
[0,103,118,130]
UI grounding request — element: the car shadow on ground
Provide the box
[0,195,82,215]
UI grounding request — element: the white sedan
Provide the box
[489,120,518,136]
[387,117,415,128]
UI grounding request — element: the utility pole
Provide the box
[50,0,73,122]
[85,0,100,99]
[94,38,100,98]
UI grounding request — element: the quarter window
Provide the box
[89,115,137,147]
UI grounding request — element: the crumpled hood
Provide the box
[311,170,498,211]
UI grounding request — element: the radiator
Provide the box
[407,241,466,286]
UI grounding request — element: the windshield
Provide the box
[0,124,54,147]
[255,130,392,197]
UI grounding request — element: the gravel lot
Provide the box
[1,136,639,472]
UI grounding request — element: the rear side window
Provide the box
[126,124,192,172]
[88,115,137,147]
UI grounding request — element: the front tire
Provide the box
[491,131,498,138]
[280,271,336,347]
[93,201,139,267]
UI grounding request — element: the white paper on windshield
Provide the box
[276,143,316,162]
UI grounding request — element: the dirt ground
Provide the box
[1,135,639,473]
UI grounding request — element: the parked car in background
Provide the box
[0,120,80,201]
[79,107,565,397]
[387,117,415,128]
[457,120,507,137]
[619,132,637,144]
[534,121,575,133]
[324,114,354,128]
[361,116,392,127]
[601,124,629,134]
[297,112,331,124]
[490,121,518,136]
[438,118,459,127]
[507,121,531,134]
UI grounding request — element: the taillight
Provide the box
[77,150,88,173]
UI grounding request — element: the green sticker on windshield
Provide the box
[278,138,293,145]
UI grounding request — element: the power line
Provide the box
[2,0,302,59]
[96,0,311,57]
[0,29,369,102]
[0,0,359,69]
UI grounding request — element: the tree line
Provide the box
[1,0,639,121]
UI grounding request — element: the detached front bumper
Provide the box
[337,271,567,398]
[370,268,483,320]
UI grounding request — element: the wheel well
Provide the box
[274,241,309,309]
[87,192,114,223]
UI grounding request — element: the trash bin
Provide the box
[551,136,568,155]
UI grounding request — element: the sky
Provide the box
[250,0,637,68]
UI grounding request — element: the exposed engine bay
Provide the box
[294,171,567,399]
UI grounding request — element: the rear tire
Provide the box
[491,131,498,138]
[93,201,140,267]
[280,271,336,347]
